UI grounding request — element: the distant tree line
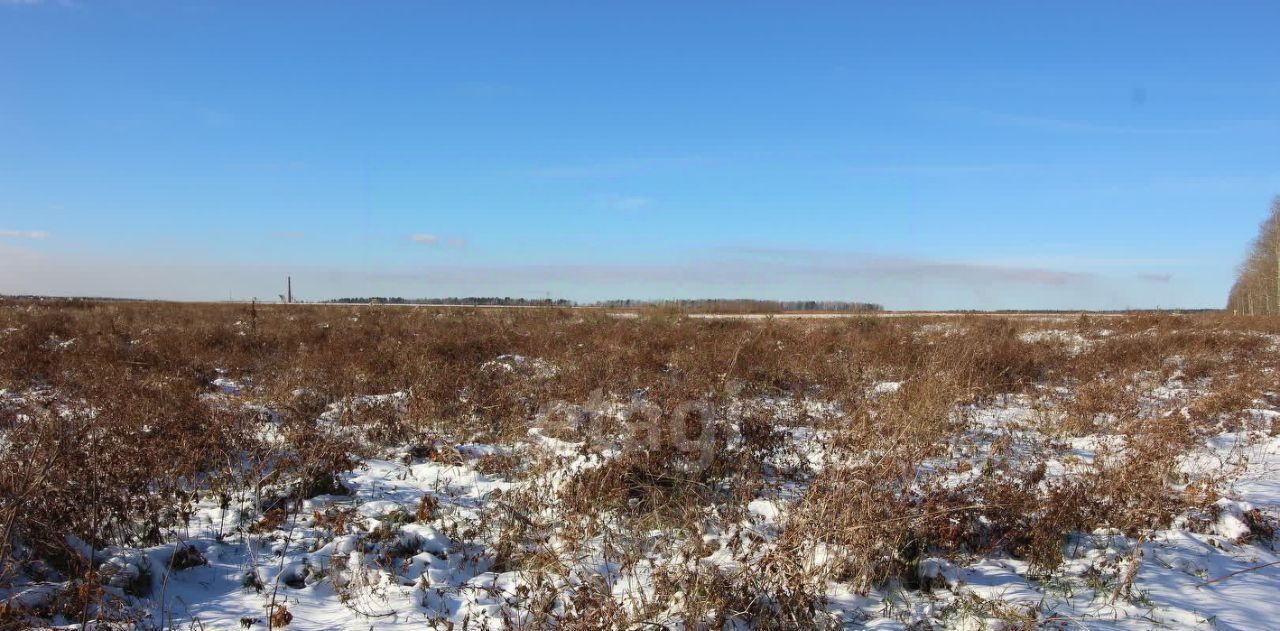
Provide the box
[1227,197,1280,315]
[326,297,574,306]
[323,297,884,312]
[0,295,148,303]
[590,299,884,313]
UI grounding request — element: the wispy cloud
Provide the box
[0,244,48,264]
[818,259,1088,286]
[992,255,1194,269]
[409,234,467,248]
[957,107,1276,135]
[0,229,51,239]
[847,163,1036,177]
[1137,272,1172,283]
[364,247,1091,289]
[228,160,307,173]
[715,246,1091,286]
[269,231,305,240]
[526,155,716,180]
[605,195,654,212]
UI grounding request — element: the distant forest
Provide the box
[591,299,884,313]
[324,297,884,312]
[326,297,573,307]
[1227,197,1280,315]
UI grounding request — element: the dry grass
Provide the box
[0,299,1276,628]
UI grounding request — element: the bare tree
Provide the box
[1227,197,1280,315]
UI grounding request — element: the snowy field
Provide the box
[2,302,1279,630]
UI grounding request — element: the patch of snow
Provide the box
[871,381,902,395]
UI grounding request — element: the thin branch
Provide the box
[1195,560,1280,588]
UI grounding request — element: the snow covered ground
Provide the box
[3,315,1280,630]
[7,382,1277,630]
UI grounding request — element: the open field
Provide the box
[227,302,1143,320]
[679,312,1135,320]
[3,300,1280,630]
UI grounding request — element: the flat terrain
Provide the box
[2,301,1279,629]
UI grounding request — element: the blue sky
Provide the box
[2,1,1279,308]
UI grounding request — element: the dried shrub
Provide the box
[0,299,1269,626]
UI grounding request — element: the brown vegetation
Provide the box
[0,299,1276,628]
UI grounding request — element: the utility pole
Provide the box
[287,276,293,304]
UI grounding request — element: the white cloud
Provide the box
[410,234,467,248]
[0,244,48,264]
[716,246,1093,286]
[607,196,654,212]
[0,229,51,239]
